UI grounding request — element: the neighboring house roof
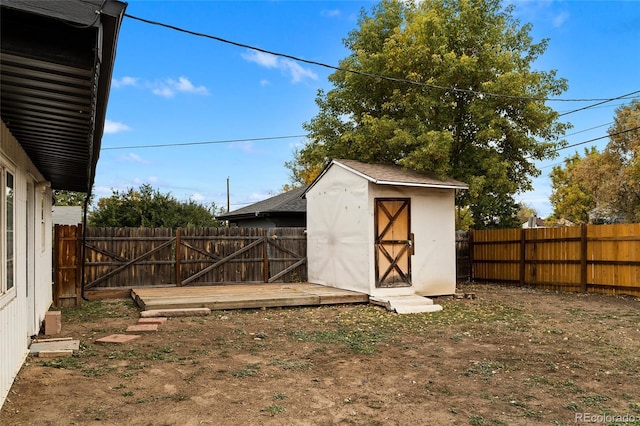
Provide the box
[0,0,127,193]
[522,216,546,228]
[306,159,469,195]
[554,218,576,227]
[52,206,83,225]
[217,186,308,221]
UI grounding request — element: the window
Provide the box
[1,162,15,296]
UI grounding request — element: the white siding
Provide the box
[0,121,51,408]
[307,162,458,298]
[307,166,371,294]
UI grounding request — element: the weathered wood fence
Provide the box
[54,226,307,306]
[54,223,639,307]
[455,231,471,282]
[470,223,640,297]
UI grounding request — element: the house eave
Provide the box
[0,0,127,193]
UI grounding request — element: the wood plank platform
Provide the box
[131,283,369,311]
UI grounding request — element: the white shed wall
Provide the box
[306,166,371,294]
[370,185,457,296]
[0,121,52,408]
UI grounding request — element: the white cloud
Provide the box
[552,11,569,28]
[112,76,138,88]
[242,51,279,68]
[321,9,341,18]
[190,193,206,202]
[118,153,150,164]
[113,75,208,98]
[152,77,209,98]
[242,50,318,83]
[229,141,259,154]
[281,59,318,83]
[260,79,271,87]
[249,192,271,201]
[104,119,131,134]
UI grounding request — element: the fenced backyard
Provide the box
[53,223,640,307]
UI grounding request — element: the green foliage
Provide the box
[549,149,597,224]
[516,203,538,225]
[288,0,569,229]
[550,99,640,223]
[88,184,224,228]
[54,190,92,207]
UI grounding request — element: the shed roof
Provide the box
[306,159,469,195]
[217,186,307,221]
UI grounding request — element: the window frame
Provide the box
[0,157,17,306]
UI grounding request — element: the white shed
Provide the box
[305,159,468,298]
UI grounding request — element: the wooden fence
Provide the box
[54,226,307,306]
[470,223,640,297]
[455,231,471,282]
[54,223,639,307]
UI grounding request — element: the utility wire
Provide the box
[558,90,640,116]
[555,125,640,152]
[101,126,636,153]
[123,13,638,104]
[101,134,307,150]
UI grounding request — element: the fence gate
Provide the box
[175,227,307,286]
[53,226,307,306]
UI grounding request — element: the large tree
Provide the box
[548,149,597,224]
[88,184,224,228]
[550,99,640,223]
[53,190,92,207]
[288,0,569,228]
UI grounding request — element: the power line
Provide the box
[558,91,640,116]
[123,13,638,104]
[555,125,640,152]
[101,135,307,150]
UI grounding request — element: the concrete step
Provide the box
[370,295,442,314]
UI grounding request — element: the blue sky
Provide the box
[99,0,640,218]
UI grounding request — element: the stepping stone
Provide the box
[138,317,167,325]
[96,334,141,344]
[30,339,80,354]
[126,324,158,332]
[140,308,210,318]
[370,295,443,314]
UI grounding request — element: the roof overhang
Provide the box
[304,159,469,198]
[0,0,127,193]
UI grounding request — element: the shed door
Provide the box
[375,198,413,288]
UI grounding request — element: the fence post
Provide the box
[262,232,270,283]
[175,228,182,286]
[520,228,526,286]
[75,224,83,307]
[53,224,61,307]
[580,223,588,292]
[468,231,474,282]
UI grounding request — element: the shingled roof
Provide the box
[306,159,468,194]
[217,186,307,221]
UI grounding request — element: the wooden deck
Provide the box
[131,283,369,311]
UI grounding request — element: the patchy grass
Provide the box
[61,300,138,323]
[5,284,640,426]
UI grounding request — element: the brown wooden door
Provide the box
[375,198,413,288]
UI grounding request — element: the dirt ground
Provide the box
[1,283,639,426]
